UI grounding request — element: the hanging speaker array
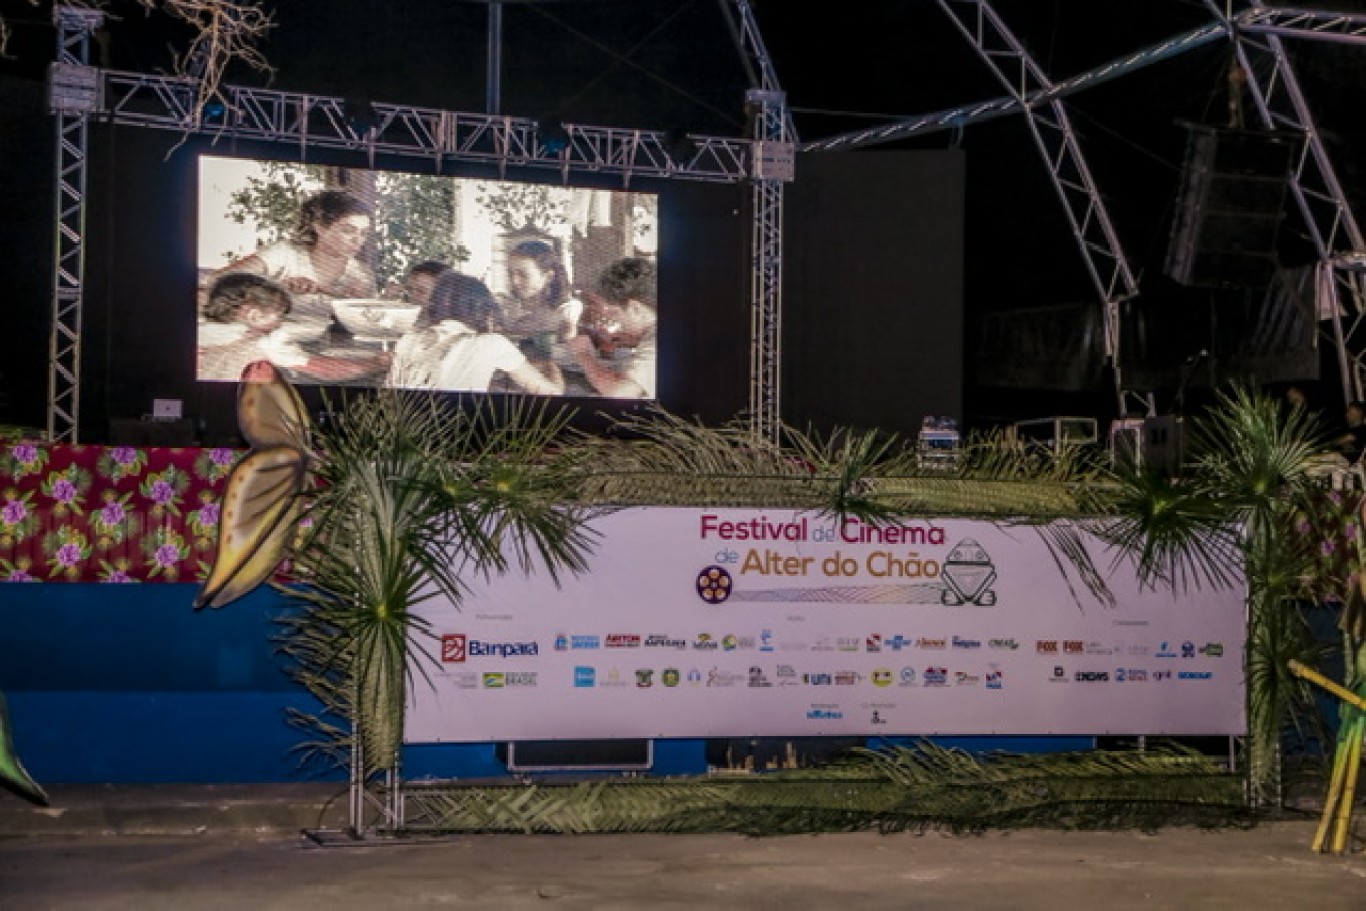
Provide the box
[1164,123,1304,289]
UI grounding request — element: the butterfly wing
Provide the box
[237,360,311,452]
[0,691,48,806]
[194,445,308,610]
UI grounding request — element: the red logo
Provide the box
[442,634,467,663]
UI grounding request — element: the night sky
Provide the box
[6,0,1366,427]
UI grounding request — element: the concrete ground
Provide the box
[1,785,1364,910]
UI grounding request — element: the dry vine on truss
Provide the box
[3,1,275,128]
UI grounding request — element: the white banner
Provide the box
[406,507,1246,742]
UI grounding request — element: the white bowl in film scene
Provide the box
[331,299,422,339]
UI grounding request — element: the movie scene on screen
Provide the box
[195,155,660,399]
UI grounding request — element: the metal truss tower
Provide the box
[46,6,104,443]
[726,0,795,443]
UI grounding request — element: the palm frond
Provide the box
[1091,466,1244,594]
[391,742,1248,836]
[276,390,603,778]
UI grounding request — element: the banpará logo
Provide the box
[469,640,538,658]
[441,635,538,661]
[441,634,467,662]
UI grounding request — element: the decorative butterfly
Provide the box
[194,360,313,611]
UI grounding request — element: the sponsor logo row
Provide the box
[437,663,1218,690]
[442,634,1227,662]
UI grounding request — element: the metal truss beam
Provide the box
[802,21,1227,153]
[802,7,1366,153]
[1238,6,1366,46]
[937,0,1139,400]
[98,69,753,184]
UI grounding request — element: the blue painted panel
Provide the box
[0,584,297,691]
[6,691,345,783]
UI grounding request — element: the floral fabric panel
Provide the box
[0,443,242,584]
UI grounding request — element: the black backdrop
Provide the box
[783,150,965,438]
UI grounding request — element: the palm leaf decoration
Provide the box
[387,741,1245,836]
[201,368,1337,835]
[278,391,598,781]
[1094,384,1336,801]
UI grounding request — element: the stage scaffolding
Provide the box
[43,1,794,444]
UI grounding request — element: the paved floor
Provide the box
[1,787,1364,910]
[3,822,1366,910]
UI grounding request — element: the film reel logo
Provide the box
[696,565,733,603]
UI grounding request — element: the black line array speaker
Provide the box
[1164,124,1303,289]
